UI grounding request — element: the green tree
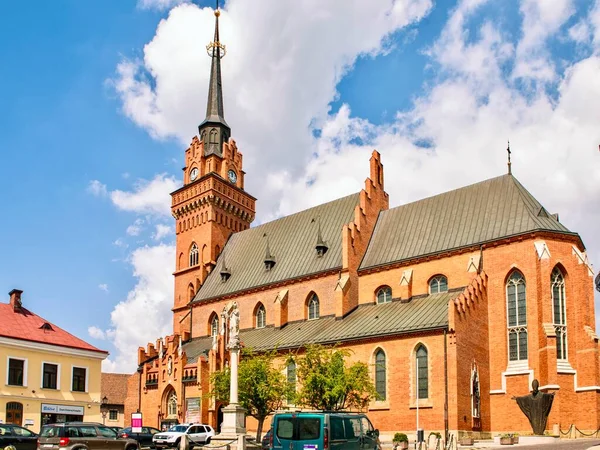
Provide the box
[295,344,377,411]
[210,350,291,441]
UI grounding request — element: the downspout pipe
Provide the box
[444,329,449,445]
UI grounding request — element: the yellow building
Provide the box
[0,289,108,433]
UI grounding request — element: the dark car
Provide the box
[0,424,38,450]
[110,426,125,434]
[261,429,272,450]
[118,426,161,448]
[39,422,139,450]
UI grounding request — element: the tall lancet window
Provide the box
[189,243,199,267]
[552,267,568,360]
[506,270,528,362]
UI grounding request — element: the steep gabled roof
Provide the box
[193,193,360,302]
[360,174,574,270]
[0,302,108,355]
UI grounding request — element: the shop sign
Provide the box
[185,398,200,424]
[25,419,34,426]
[132,413,143,433]
[41,404,84,415]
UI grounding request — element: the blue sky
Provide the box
[1,0,599,372]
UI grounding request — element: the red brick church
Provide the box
[125,5,600,440]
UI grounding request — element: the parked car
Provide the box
[152,423,215,449]
[39,422,139,450]
[118,426,161,448]
[271,411,381,450]
[110,426,125,434]
[0,424,38,450]
[261,428,272,450]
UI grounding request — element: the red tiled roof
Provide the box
[0,302,108,355]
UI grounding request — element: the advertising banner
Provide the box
[185,398,200,424]
[41,404,85,415]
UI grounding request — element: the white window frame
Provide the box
[71,365,89,393]
[40,361,61,390]
[506,271,528,369]
[308,295,320,320]
[6,356,28,387]
[256,305,266,329]
[551,268,568,362]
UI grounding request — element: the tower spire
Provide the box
[199,0,230,157]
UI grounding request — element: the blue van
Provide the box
[270,411,381,450]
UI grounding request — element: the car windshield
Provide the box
[40,427,60,437]
[169,425,188,432]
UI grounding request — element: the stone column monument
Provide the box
[208,302,246,449]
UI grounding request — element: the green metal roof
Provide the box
[193,193,360,302]
[360,174,574,270]
[184,291,453,360]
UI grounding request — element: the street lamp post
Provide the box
[101,396,108,425]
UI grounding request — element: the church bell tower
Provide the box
[171,4,256,333]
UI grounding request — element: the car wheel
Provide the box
[206,437,211,444]
[173,438,180,448]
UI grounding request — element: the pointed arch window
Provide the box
[471,365,480,419]
[376,286,392,304]
[308,294,320,320]
[209,128,218,144]
[375,349,386,401]
[429,275,448,293]
[552,267,567,360]
[416,345,428,399]
[256,304,266,329]
[167,390,177,417]
[189,243,199,267]
[211,315,219,337]
[506,270,527,362]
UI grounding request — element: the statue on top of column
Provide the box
[228,302,240,348]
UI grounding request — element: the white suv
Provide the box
[153,423,215,449]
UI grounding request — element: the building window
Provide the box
[429,275,448,293]
[376,286,392,304]
[42,363,58,389]
[211,316,219,336]
[109,410,118,421]
[506,270,527,362]
[7,358,25,386]
[256,304,266,329]
[72,367,87,392]
[416,345,428,399]
[287,361,296,403]
[308,294,320,320]
[189,243,199,266]
[167,390,178,417]
[552,267,567,360]
[375,349,386,401]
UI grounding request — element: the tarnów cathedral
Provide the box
[125,5,600,439]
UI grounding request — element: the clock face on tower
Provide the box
[228,169,237,184]
[190,167,199,181]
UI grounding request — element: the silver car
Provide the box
[153,424,214,449]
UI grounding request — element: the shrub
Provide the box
[393,433,408,443]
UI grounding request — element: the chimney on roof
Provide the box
[9,289,23,311]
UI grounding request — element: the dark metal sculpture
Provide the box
[595,272,600,293]
[512,379,555,435]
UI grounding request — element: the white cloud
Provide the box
[153,224,173,241]
[113,238,128,248]
[126,218,145,236]
[98,284,109,293]
[137,0,186,11]
[87,180,108,197]
[88,326,106,340]
[110,174,178,217]
[102,244,175,373]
